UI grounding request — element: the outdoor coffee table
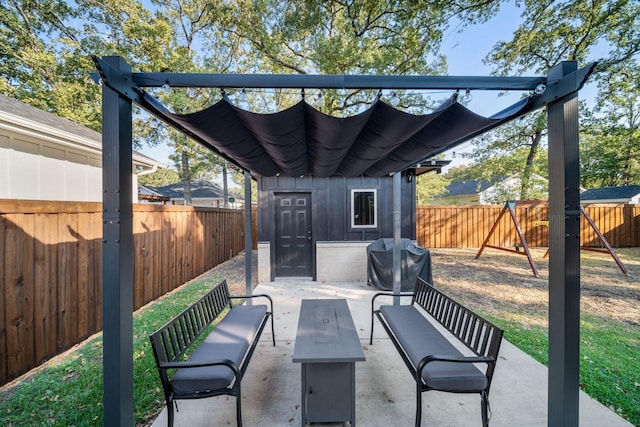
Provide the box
[292,298,366,426]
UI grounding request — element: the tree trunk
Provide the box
[521,129,543,199]
[222,162,229,208]
[181,144,192,205]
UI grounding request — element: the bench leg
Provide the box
[369,313,374,345]
[270,313,276,346]
[236,384,243,427]
[167,397,175,427]
[481,390,489,427]
[415,384,422,427]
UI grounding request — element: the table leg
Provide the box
[301,363,306,427]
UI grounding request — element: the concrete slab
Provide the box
[151,281,631,427]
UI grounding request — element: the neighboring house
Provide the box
[580,185,640,204]
[0,95,163,202]
[431,179,493,205]
[432,174,548,205]
[150,178,243,208]
[138,184,170,204]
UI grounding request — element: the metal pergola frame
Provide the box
[94,56,594,426]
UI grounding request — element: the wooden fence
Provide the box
[0,200,246,386]
[417,203,640,248]
[1,200,637,386]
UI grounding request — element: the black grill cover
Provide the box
[367,238,432,291]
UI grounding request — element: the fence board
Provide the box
[33,213,57,365]
[57,212,78,353]
[76,213,90,341]
[5,213,36,378]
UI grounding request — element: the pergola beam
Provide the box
[133,73,544,91]
[92,56,545,93]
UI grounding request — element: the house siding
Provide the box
[0,128,102,202]
[258,175,415,242]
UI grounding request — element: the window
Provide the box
[351,189,377,228]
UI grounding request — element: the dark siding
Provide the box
[258,175,416,242]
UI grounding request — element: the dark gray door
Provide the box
[274,193,313,278]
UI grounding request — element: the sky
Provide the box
[139,3,600,173]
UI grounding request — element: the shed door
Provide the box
[274,193,313,278]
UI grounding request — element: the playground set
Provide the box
[476,200,628,277]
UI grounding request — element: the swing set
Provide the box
[476,200,628,277]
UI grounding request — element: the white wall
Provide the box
[0,128,102,202]
[258,241,371,283]
[316,242,370,282]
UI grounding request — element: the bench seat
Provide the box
[172,304,269,395]
[379,305,487,392]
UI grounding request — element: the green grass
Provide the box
[488,314,640,426]
[0,273,224,426]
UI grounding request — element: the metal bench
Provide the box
[149,280,275,427]
[370,277,503,427]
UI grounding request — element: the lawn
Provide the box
[0,248,638,426]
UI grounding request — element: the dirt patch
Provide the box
[200,250,259,295]
[208,247,640,326]
[429,247,640,326]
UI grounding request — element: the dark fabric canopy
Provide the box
[140,91,535,177]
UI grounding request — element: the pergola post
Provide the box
[392,172,401,304]
[244,170,253,300]
[101,56,134,426]
[547,61,581,427]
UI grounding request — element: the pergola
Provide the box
[93,55,595,426]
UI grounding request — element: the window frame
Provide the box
[350,188,378,229]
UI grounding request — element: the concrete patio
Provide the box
[151,280,632,427]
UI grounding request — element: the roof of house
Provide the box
[152,179,228,199]
[444,179,494,197]
[0,94,163,169]
[580,185,640,201]
[0,94,101,141]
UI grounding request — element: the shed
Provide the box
[257,173,418,282]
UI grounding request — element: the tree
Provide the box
[447,144,549,198]
[463,112,551,198]
[138,167,181,187]
[224,0,504,115]
[416,172,449,205]
[481,0,640,193]
[0,0,103,129]
[580,60,640,187]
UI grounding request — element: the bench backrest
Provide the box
[150,280,232,368]
[412,278,503,367]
